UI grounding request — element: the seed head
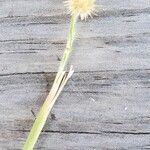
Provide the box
[65,0,97,20]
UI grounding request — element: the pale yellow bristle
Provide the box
[64,0,97,20]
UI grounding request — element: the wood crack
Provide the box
[0,68,149,77]
[0,7,150,25]
[9,129,150,135]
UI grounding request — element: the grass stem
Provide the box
[23,15,77,150]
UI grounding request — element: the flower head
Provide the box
[65,0,97,20]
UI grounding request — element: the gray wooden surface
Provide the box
[0,0,150,149]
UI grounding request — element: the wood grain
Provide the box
[0,1,150,74]
[0,0,150,149]
[0,69,150,149]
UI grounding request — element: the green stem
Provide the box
[23,15,77,150]
[58,15,77,73]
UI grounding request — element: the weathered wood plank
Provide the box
[1,131,150,150]
[0,0,150,18]
[0,70,150,149]
[0,1,150,74]
[0,0,150,149]
[0,12,150,74]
